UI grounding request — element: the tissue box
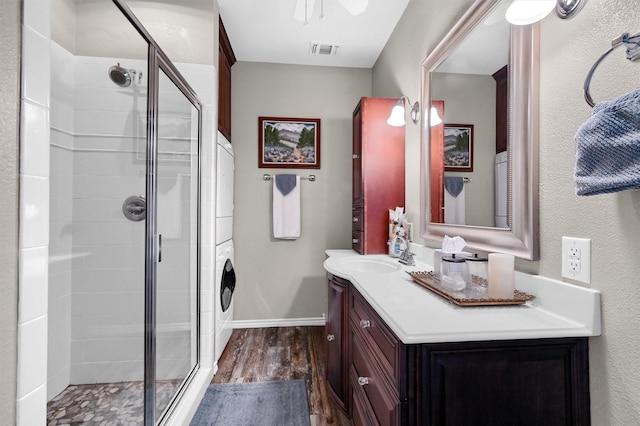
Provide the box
[433,250,471,282]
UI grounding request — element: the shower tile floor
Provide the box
[47,380,181,425]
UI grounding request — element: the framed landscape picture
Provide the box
[258,117,321,168]
[444,124,474,172]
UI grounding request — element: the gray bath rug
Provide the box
[190,379,311,426]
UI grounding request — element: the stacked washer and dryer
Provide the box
[214,132,236,364]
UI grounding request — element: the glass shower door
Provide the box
[153,67,200,420]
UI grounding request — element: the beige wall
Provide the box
[232,62,371,321]
[375,0,640,423]
[0,0,20,422]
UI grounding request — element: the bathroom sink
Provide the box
[341,257,401,273]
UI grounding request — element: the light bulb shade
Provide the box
[505,0,555,25]
[387,101,406,126]
[337,0,369,16]
[430,106,442,126]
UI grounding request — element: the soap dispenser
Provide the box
[388,234,405,258]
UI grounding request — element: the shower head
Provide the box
[109,63,132,87]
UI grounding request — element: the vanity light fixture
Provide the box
[387,96,443,127]
[387,96,420,126]
[506,0,587,25]
[429,106,443,126]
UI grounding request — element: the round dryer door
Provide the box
[221,258,236,313]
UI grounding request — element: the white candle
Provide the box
[488,253,515,299]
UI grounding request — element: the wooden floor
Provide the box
[213,326,350,426]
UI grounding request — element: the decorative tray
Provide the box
[406,271,535,307]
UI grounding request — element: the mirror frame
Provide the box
[420,0,540,260]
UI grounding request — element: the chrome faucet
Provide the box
[397,236,415,266]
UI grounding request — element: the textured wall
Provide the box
[539,0,640,422]
[232,62,371,321]
[0,0,20,422]
[376,0,640,423]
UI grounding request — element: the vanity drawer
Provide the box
[351,331,400,426]
[351,289,400,385]
[351,371,379,426]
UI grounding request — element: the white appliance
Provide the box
[214,131,235,363]
[216,132,234,245]
[214,238,235,362]
[495,151,508,228]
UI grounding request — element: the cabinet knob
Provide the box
[360,319,371,328]
[352,238,359,244]
[352,154,359,159]
[326,334,335,342]
[352,216,359,222]
[357,377,369,386]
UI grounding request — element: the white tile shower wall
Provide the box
[19,5,51,421]
[67,55,148,385]
[18,7,215,426]
[47,49,216,387]
[47,43,75,399]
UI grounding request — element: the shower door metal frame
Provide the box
[111,1,203,425]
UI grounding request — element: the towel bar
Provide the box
[263,174,316,182]
[444,176,472,183]
[584,31,640,107]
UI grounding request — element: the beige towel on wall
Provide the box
[273,175,300,239]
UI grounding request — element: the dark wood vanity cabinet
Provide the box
[420,338,591,425]
[326,274,350,412]
[352,98,405,254]
[326,277,591,425]
[349,285,416,426]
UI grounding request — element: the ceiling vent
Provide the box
[309,42,340,56]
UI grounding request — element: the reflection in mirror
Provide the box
[421,0,539,260]
[430,4,510,228]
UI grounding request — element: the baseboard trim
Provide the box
[232,316,326,329]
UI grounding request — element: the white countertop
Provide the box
[324,249,601,345]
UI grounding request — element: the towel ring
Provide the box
[584,31,640,107]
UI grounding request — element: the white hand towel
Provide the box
[273,175,301,239]
[444,185,465,225]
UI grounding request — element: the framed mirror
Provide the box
[420,0,539,260]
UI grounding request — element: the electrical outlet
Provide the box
[562,237,591,283]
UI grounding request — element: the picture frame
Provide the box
[258,117,321,168]
[443,124,474,172]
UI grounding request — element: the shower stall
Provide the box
[45,1,211,424]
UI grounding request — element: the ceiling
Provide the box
[217,0,411,68]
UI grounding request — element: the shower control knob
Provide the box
[326,334,335,342]
[122,195,146,222]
